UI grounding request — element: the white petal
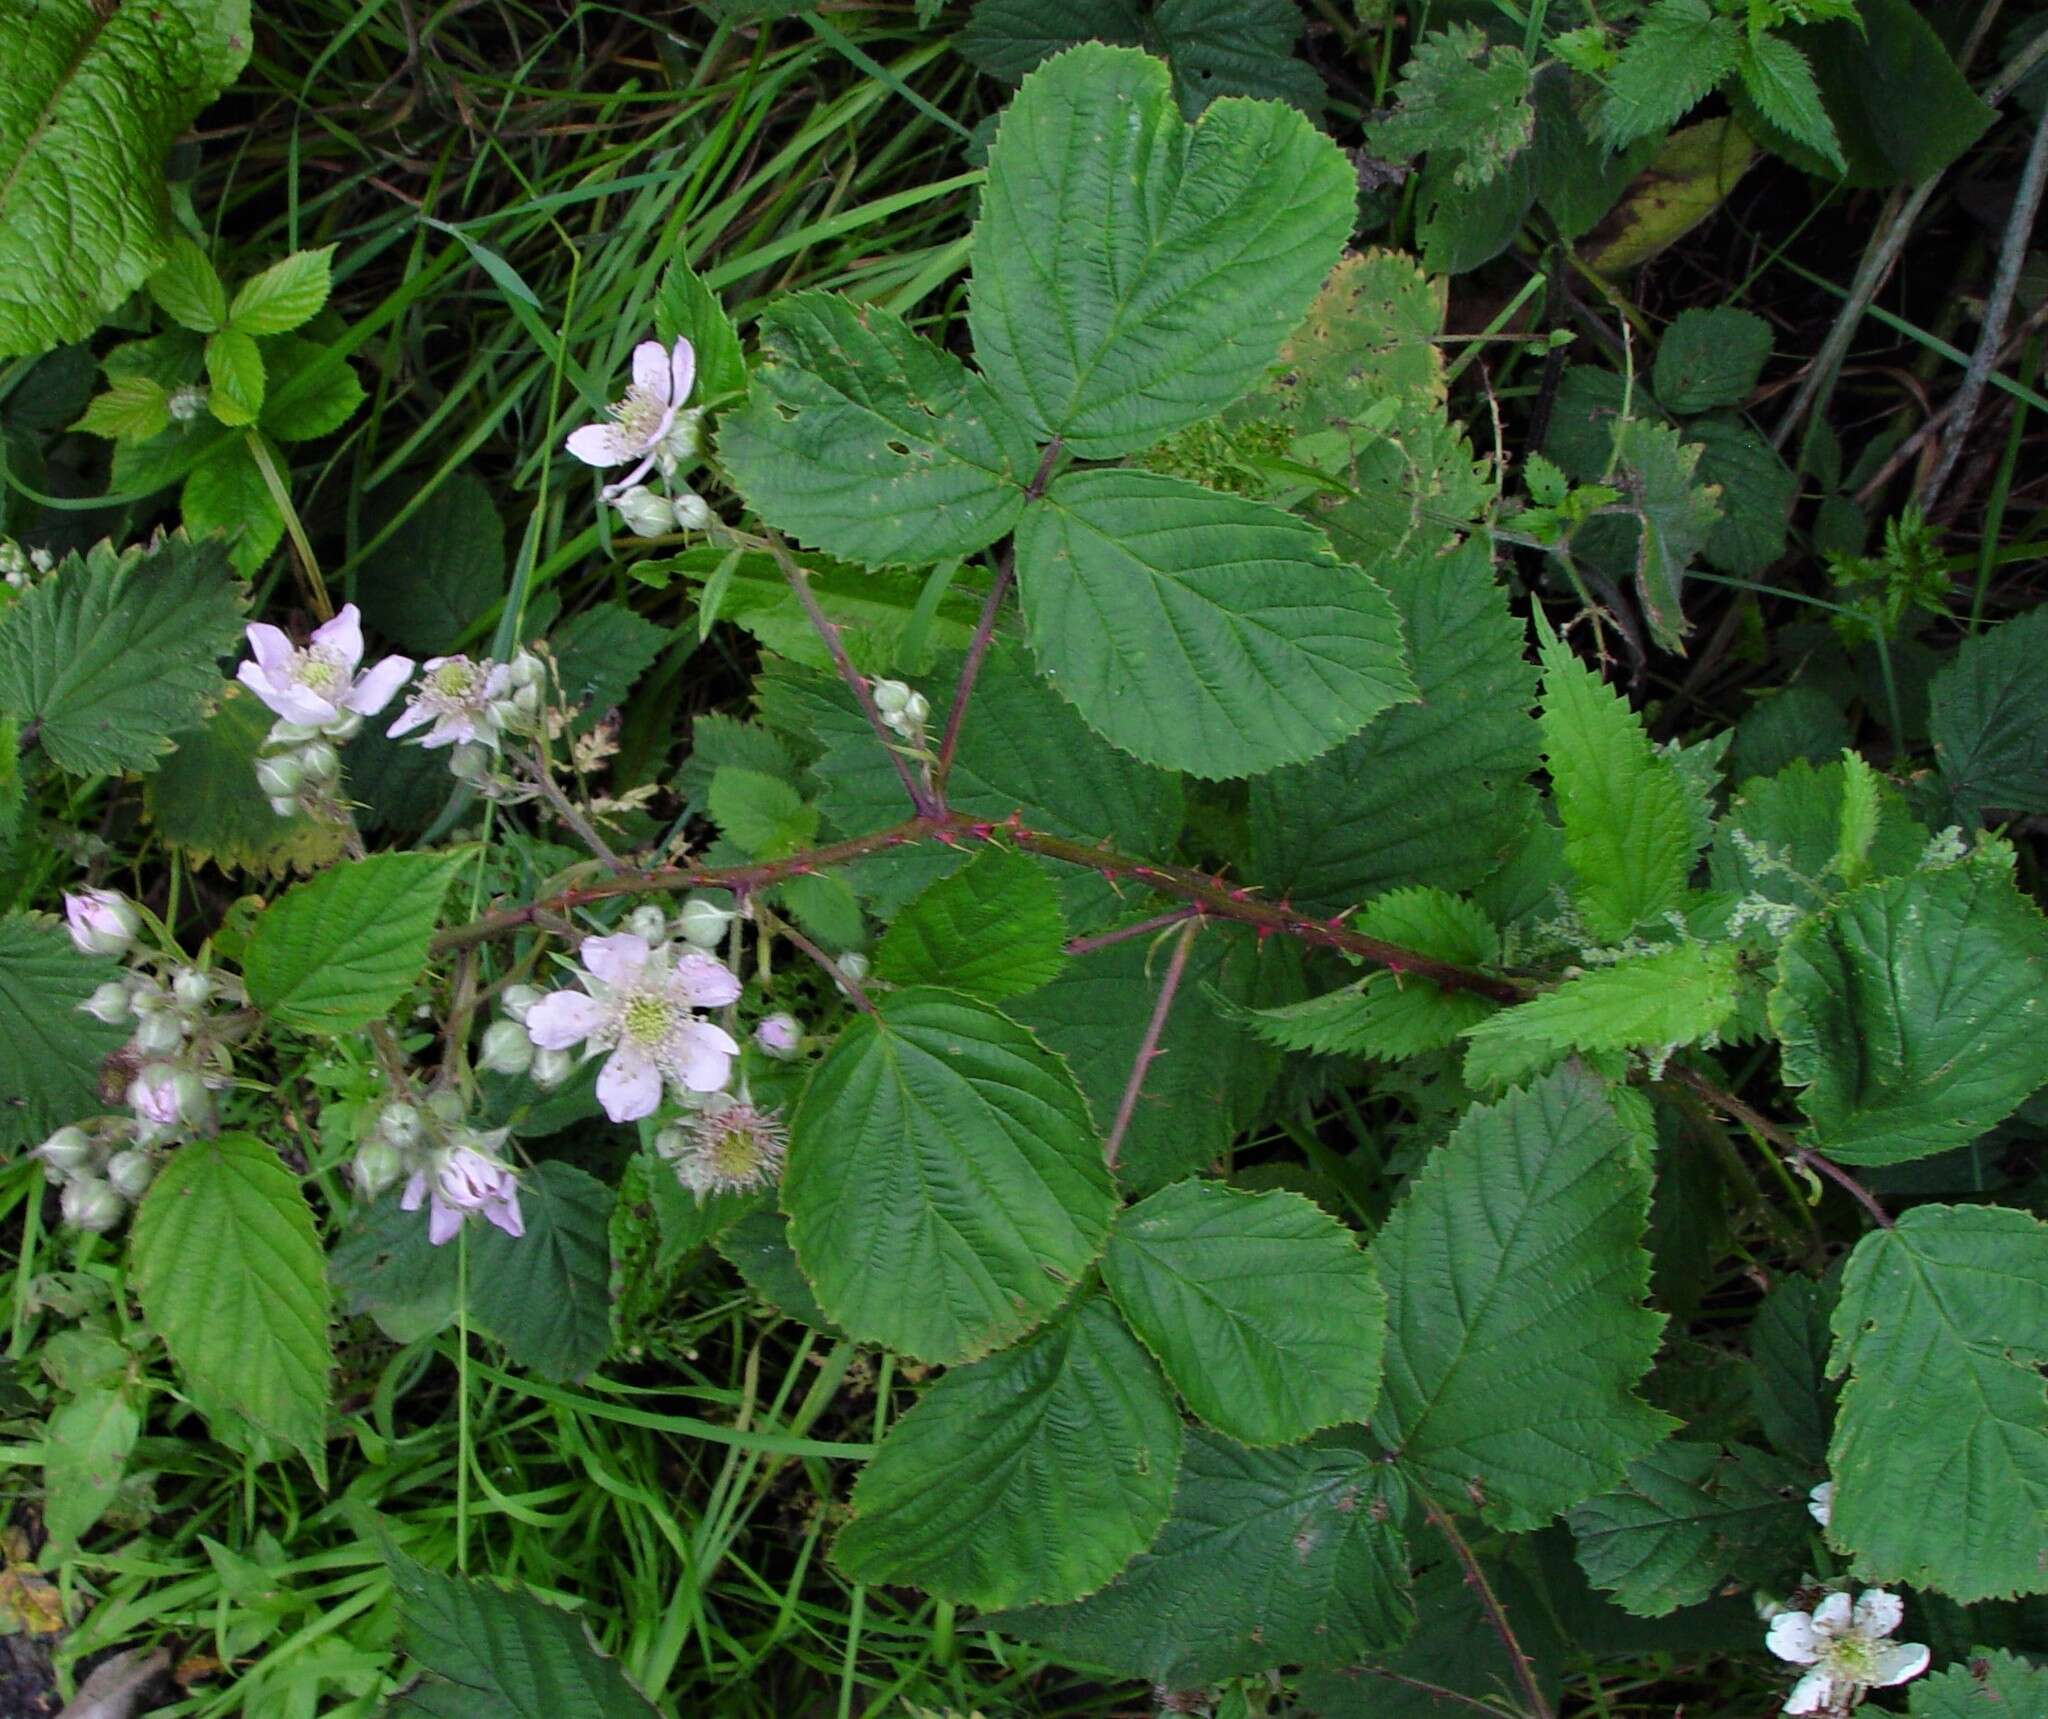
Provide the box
[1806,1481,1833,1526]
[387,701,431,738]
[261,679,340,727]
[1852,1591,1903,1639]
[1868,1642,1930,1688]
[1767,1614,1820,1665]
[523,990,604,1050]
[597,1049,663,1121]
[565,422,629,467]
[1783,1671,1833,1715]
[667,1020,738,1093]
[399,1171,427,1212]
[632,339,672,404]
[579,933,650,987]
[310,602,364,670]
[344,654,415,715]
[669,336,695,406]
[669,950,741,1007]
[1810,1593,1853,1635]
[245,621,294,672]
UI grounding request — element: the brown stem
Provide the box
[1064,905,1201,957]
[1104,919,1199,1171]
[756,903,875,1015]
[1419,1493,1553,1719]
[523,748,629,873]
[1669,1066,1893,1229]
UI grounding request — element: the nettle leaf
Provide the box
[130,1133,333,1480]
[1908,1650,2047,1718]
[1769,849,2048,1165]
[1015,467,1414,778]
[1749,1275,1837,1467]
[1365,24,1536,190]
[1567,1440,1811,1618]
[1737,34,1844,174]
[834,1298,1182,1608]
[873,845,1067,1000]
[384,1543,658,1716]
[468,1162,614,1382]
[970,43,1354,457]
[1709,754,1925,915]
[784,988,1115,1363]
[990,1428,1414,1683]
[1103,1180,1385,1445]
[0,913,130,1153]
[1608,418,1722,652]
[1461,940,1739,1090]
[0,0,249,356]
[1596,0,1741,148]
[243,850,469,1034]
[1537,615,1697,943]
[719,293,1040,568]
[1827,1204,2048,1602]
[1372,1066,1676,1528]
[1928,602,2048,825]
[0,534,245,776]
[1653,308,1772,414]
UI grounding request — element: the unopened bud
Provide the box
[267,719,320,746]
[660,409,705,469]
[447,742,491,783]
[838,951,870,982]
[64,890,140,957]
[297,741,341,783]
[613,484,676,537]
[322,711,363,742]
[426,1089,466,1125]
[901,691,929,727]
[627,905,670,943]
[754,1013,802,1059]
[508,651,545,691]
[530,1046,573,1089]
[267,795,302,818]
[870,679,911,717]
[106,1149,155,1201]
[677,897,733,949]
[254,754,303,797]
[170,1069,209,1122]
[479,1019,535,1076]
[128,1065,183,1125]
[352,1136,404,1198]
[172,969,214,1009]
[61,1177,124,1233]
[671,491,714,530]
[84,982,132,1025]
[36,1127,94,1175]
[500,984,543,1023]
[378,1101,423,1149]
[133,1011,186,1055]
[652,1125,688,1161]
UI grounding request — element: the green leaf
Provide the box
[1803,0,1993,188]
[0,913,131,1152]
[1909,1650,2047,1718]
[1608,418,1722,652]
[1536,613,1697,942]
[71,374,172,442]
[383,1542,659,1716]
[1365,24,1535,189]
[1709,754,1925,915]
[148,238,228,334]
[468,1162,614,1382]
[130,1133,333,1479]
[1828,1204,2048,1602]
[547,601,666,733]
[708,765,817,859]
[1596,0,1741,148]
[205,328,266,426]
[714,1207,840,1332]
[970,44,1354,457]
[1567,1440,1811,1617]
[1770,849,2048,1165]
[784,988,1115,1362]
[0,534,245,776]
[1748,1275,1836,1466]
[1929,603,2048,826]
[0,0,250,356]
[873,845,1067,1000]
[329,1189,459,1347]
[43,1386,140,1550]
[1104,1180,1385,1445]
[227,247,333,336]
[834,1298,1182,1607]
[1461,941,1739,1090]
[260,335,365,442]
[1248,535,1538,911]
[242,850,468,1034]
[719,292,1040,568]
[1653,308,1773,413]
[356,472,506,655]
[1372,1067,1676,1528]
[1737,34,1844,174]
[1016,467,1414,779]
[990,1428,1415,1683]
[182,438,285,577]
[1692,414,1795,576]
[652,254,745,407]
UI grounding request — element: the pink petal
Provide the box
[245,622,294,673]
[427,1198,463,1246]
[248,673,338,727]
[524,990,604,1050]
[486,1191,525,1239]
[632,340,672,405]
[670,337,695,405]
[1810,1594,1852,1635]
[579,933,650,987]
[310,603,364,671]
[669,1020,739,1093]
[387,701,431,738]
[345,654,416,715]
[669,951,741,1008]
[566,422,628,467]
[400,1171,427,1212]
[597,1050,662,1121]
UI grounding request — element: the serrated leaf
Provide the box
[357,471,506,656]
[384,1542,658,1716]
[130,1133,332,1479]
[0,912,131,1152]
[205,329,265,425]
[1461,941,1739,1089]
[329,1189,459,1346]
[1654,307,1773,413]
[1929,603,2048,826]
[227,247,333,336]
[71,375,172,442]
[652,255,745,407]
[707,766,817,859]
[1372,1066,1676,1528]
[1365,24,1535,190]
[43,1386,140,1551]
[1609,418,1722,651]
[547,601,665,733]
[1748,1275,1836,1466]
[1536,614,1697,942]
[1827,1204,2048,1602]
[0,0,249,357]
[834,1298,1182,1607]
[720,293,1039,568]
[1104,1180,1384,1445]
[1737,35,1844,173]
[990,1429,1414,1682]
[182,438,284,577]
[1596,0,1740,147]
[784,988,1115,1363]
[467,1162,614,1382]
[147,238,227,333]
[260,336,364,442]
[1710,754,1925,914]
[1908,1650,2046,1718]
[1692,413,1795,576]
[874,845,1066,1000]
[970,44,1354,457]
[1016,467,1414,779]
[1769,850,2048,1165]
[1804,0,1992,188]
[243,850,467,1034]
[0,534,245,776]
[714,1207,840,1332]
[1568,1440,1811,1617]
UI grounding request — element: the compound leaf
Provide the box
[1366,25,1535,189]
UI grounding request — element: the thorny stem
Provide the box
[1103,918,1199,1171]
[522,747,629,873]
[1670,1066,1894,1229]
[1064,905,1201,957]
[1419,1493,1554,1719]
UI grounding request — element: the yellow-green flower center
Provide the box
[705,1122,763,1180]
[611,386,667,447]
[433,660,477,698]
[295,651,342,692]
[1824,1635,1883,1683]
[622,994,673,1045]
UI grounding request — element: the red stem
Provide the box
[1104,919,1199,1171]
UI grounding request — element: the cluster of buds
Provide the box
[33,1122,158,1233]
[239,604,413,820]
[870,679,930,747]
[350,1091,524,1247]
[0,537,55,590]
[387,649,548,796]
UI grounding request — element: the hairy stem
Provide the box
[1419,1493,1554,1719]
[1103,918,1199,1171]
[522,747,629,873]
[1064,905,1201,957]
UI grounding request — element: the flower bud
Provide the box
[660,409,705,469]
[167,384,209,423]
[171,1069,209,1123]
[754,1013,802,1059]
[627,905,670,943]
[267,795,302,818]
[64,889,139,957]
[652,1125,688,1161]
[61,1177,124,1233]
[870,679,911,717]
[479,1019,535,1076]
[322,710,363,742]
[352,1136,405,1198]
[36,1127,94,1175]
[84,981,133,1025]
[133,1011,186,1056]
[500,983,543,1023]
[106,1149,155,1201]
[128,982,167,1015]
[676,897,733,949]
[297,740,342,783]
[613,485,677,537]
[838,951,870,982]
[267,718,321,747]
[172,969,214,1009]
[901,691,930,728]
[508,651,545,691]
[530,1046,573,1089]
[254,753,303,798]
[671,491,714,530]
[128,1065,184,1125]
[426,1089,467,1126]
[378,1101,423,1149]
[447,742,491,783]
